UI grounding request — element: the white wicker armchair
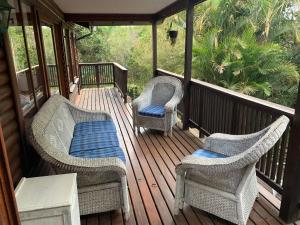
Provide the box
[132,76,183,136]
[174,115,289,225]
[29,95,130,219]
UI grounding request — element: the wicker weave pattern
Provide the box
[29,95,130,219]
[132,76,183,136]
[174,115,289,225]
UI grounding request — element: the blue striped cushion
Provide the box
[139,105,165,118]
[73,120,117,136]
[70,132,119,153]
[69,120,125,162]
[71,146,126,162]
[192,149,227,158]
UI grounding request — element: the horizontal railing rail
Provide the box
[156,68,294,194]
[79,62,128,102]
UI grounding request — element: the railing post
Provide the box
[280,82,300,222]
[95,65,100,87]
[152,21,157,77]
[183,0,194,130]
[79,64,82,90]
[112,63,116,87]
[123,69,128,103]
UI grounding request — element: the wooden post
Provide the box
[53,23,69,99]
[152,21,157,77]
[183,0,194,130]
[280,82,300,222]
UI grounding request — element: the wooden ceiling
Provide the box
[54,0,205,25]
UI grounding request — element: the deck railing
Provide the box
[156,68,294,194]
[47,64,59,87]
[79,62,128,102]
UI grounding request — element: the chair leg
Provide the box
[174,174,184,215]
[121,176,130,221]
[164,131,168,137]
[169,128,173,137]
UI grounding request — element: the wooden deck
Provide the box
[75,87,298,225]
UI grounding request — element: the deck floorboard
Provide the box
[76,87,298,225]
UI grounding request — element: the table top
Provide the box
[15,173,77,212]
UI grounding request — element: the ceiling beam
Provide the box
[155,0,205,21]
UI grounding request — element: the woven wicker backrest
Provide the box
[233,115,289,168]
[151,83,175,105]
[149,76,182,106]
[31,95,75,156]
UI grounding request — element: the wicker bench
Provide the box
[29,95,130,219]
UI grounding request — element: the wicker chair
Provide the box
[29,95,130,219]
[174,115,289,225]
[132,76,183,136]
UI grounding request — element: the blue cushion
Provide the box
[71,146,126,162]
[69,120,125,162]
[73,120,117,136]
[139,105,165,118]
[70,132,120,153]
[192,149,227,158]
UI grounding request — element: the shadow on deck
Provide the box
[76,87,296,225]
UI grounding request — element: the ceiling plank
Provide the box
[65,13,155,23]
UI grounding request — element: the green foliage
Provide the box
[8,26,28,71]
[192,0,300,107]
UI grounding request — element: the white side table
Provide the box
[15,173,80,225]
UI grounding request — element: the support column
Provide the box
[152,21,158,77]
[53,23,69,99]
[280,81,300,222]
[183,0,194,130]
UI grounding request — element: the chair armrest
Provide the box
[204,128,268,156]
[132,93,151,113]
[53,153,127,177]
[175,154,241,175]
[165,95,181,113]
[67,103,112,123]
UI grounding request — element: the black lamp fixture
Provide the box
[0,0,13,33]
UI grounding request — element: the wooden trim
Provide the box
[32,7,50,101]
[36,12,52,98]
[182,0,194,130]
[0,122,21,225]
[280,81,300,222]
[64,29,74,83]
[18,0,38,111]
[50,26,61,94]
[53,23,69,99]
[24,0,64,23]
[70,31,78,78]
[152,22,157,77]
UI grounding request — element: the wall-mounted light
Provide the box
[0,0,13,34]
